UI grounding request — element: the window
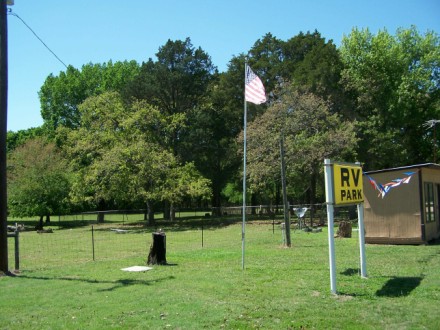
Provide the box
[424,182,435,223]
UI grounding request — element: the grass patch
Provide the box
[2,219,440,329]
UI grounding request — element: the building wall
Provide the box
[363,169,423,244]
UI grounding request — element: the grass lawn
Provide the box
[1,217,440,329]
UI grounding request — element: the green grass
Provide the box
[2,218,440,329]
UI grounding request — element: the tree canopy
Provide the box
[6,27,440,219]
[7,137,71,226]
[340,26,440,169]
[60,91,211,222]
[242,86,357,204]
[39,60,140,132]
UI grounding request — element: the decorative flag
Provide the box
[245,65,266,104]
[366,171,416,198]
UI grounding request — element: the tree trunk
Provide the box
[45,214,51,224]
[146,200,155,226]
[211,187,222,216]
[97,200,105,223]
[163,201,170,220]
[38,215,44,230]
[97,212,104,223]
[169,203,175,222]
[147,232,167,265]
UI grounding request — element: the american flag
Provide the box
[245,65,266,105]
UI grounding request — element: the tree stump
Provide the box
[147,232,167,265]
[337,221,352,238]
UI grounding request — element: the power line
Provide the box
[8,9,68,69]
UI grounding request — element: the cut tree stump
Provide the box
[337,221,352,238]
[147,231,167,265]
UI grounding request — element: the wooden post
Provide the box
[0,0,9,273]
[13,230,18,271]
[147,232,167,265]
[280,134,291,247]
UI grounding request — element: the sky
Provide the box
[6,0,440,132]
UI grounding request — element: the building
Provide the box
[363,163,440,244]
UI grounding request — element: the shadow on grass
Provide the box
[13,274,175,291]
[340,268,360,276]
[376,276,423,297]
[340,268,423,298]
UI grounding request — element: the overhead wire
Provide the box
[8,9,68,69]
[7,9,118,126]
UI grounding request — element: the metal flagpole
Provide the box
[242,62,248,270]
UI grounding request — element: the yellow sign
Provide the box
[333,164,363,205]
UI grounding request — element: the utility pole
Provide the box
[280,133,291,247]
[0,0,9,274]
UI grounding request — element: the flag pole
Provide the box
[242,61,248,270]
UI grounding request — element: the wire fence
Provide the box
[6,204,356,272]
[7,222,286,271]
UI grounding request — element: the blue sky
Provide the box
[6,0,440,132]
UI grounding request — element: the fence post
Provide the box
[91,225,95,261]
[14,230,19,271]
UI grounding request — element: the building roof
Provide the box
[365,163,440,175]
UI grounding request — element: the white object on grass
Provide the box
[121,266,152,272]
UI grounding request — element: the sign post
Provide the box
[324,159,337,294]
[324,159,367,294]
[357,203,367,278]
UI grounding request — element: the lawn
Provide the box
[1,217,440,329]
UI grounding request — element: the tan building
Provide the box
[363,163,440,244]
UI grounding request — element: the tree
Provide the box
[7,126,46,153]
[123,38,216,217]
[7,137,71,228]
[242,86,357,208]
[340,26,440,169]
[180,73,245,212]
[248,33,285,93]
[216,31,349,209]
[39,60,140,133]
[287,32,345,113]
[125,38,216,157]
[62,91,211,223]
[160,161,212,221]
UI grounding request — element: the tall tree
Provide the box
[181,74,243,211]
[278,30,348,117]
[39,60,140,133]
[340,26,440,169]
[125,38,216,157]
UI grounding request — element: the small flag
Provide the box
[366,171,416,198]
[245,65,266,105]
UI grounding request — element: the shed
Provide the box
[363,163,440,244]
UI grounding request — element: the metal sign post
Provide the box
[357,203,367,278]
[324,159,367,294]
[324,159,337,294]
